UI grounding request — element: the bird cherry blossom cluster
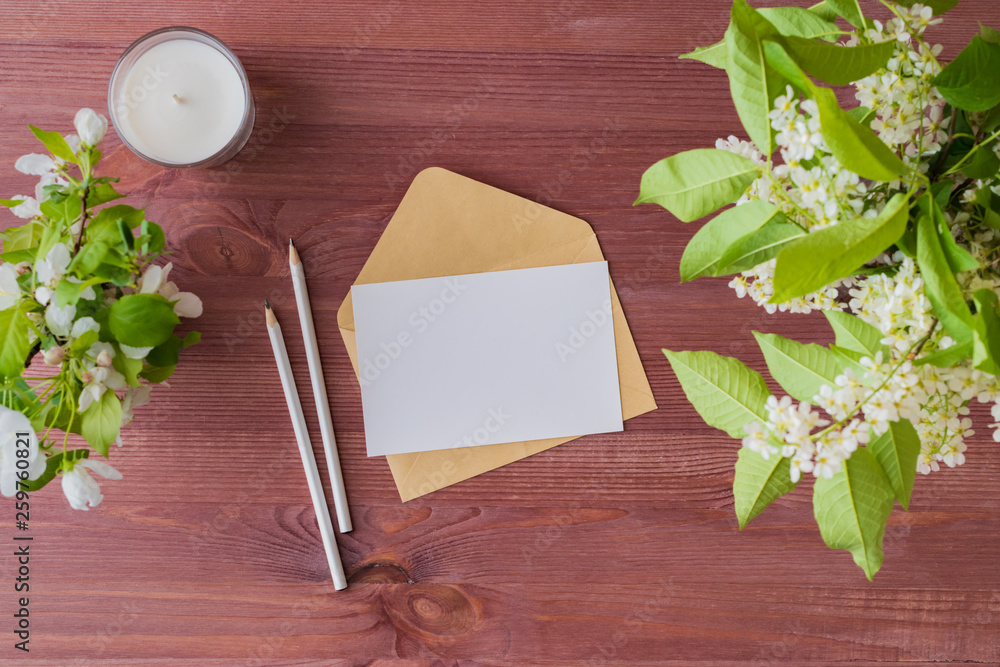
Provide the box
[646,0,1000,577]
[744,344,991,483]
[722,4,1000,482]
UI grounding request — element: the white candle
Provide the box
[109,28,254,167]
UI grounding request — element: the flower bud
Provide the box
[73,108,108,146]
[96,349,113,368]
[43,346,66,366]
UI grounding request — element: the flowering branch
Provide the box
[643,0,1000,578]
[0,109,203,510]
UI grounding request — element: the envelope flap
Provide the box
[338,168,597,332]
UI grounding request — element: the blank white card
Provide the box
[351,261,623,457]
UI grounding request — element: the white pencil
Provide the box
[288,238,353,534]
[265,301,348,590]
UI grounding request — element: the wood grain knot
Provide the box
[160,202,277,276]
[383,585,478,639]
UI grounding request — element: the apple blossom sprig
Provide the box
[0,109,201,510]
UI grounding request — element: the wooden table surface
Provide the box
[2,1,999,664]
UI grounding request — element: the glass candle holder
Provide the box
[108,27,255,168]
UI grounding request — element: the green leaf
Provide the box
[68,241,109,277]
[753,332,858,402]
[931,180,953,209]
[29,125,77,162]
[916,205,974,344]
[823,0,867,28]
[0,249,35,264]
[147,335,183,367]
[118,219,135,251]
[112,348,143,388]
[772,193,909,302]
[981,23,1000,44]
[813,447,895,581]
[109,294,180,347]
[138,220,165,255]
[895,0,957,13]
[86,182,125,208]
[70,330,99,354]
[961,140,1000,180]
[918,194,979,274]
[984,206,1000,231]
[980,104,1000,135]
[39,195,82,227]
[636,149,759,222]
[181,331,201,349]
[734,448,797,529]
[726,0,786,155]
[139,364,175,383]
[81,389,122,457]
[680,202,784,280]
[688,2,842,74]
[831,344,866,369]
[0,308,31,380]
[21,449,89,492]
[779,36,895,86]
[1,221,44,253]
[759,7,839,41]
[824,311,889,357]
[663,349,771,439]
[868,419,920,511]
[716,219,805,273]
[916,339,972,368]
[933,36,1000,112]
[808,1,839,22]
[972,288,1000,375]
[85,205,145,247]
[54,276,103,307]
[680,41,728,70]
[813,87,909,181]
[847,105,876,126]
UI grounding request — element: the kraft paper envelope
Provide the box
[337,167,657,501]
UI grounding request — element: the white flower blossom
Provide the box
[9,195,42,219]
[61,459,121,510]
[70,316,100,339]
[74,108,108,146]
[0,262,21,310]
[14,153,56,176]
[119,343,153,360]
[0,407,45,497]
[138,263,202,318]
[44,302,76,338]
[77,342,127,412]
[34,243,96,308]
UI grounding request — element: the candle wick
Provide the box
[172,93,183,103]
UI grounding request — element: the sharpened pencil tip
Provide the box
[264,299,271,309]
[289,237,295,247]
